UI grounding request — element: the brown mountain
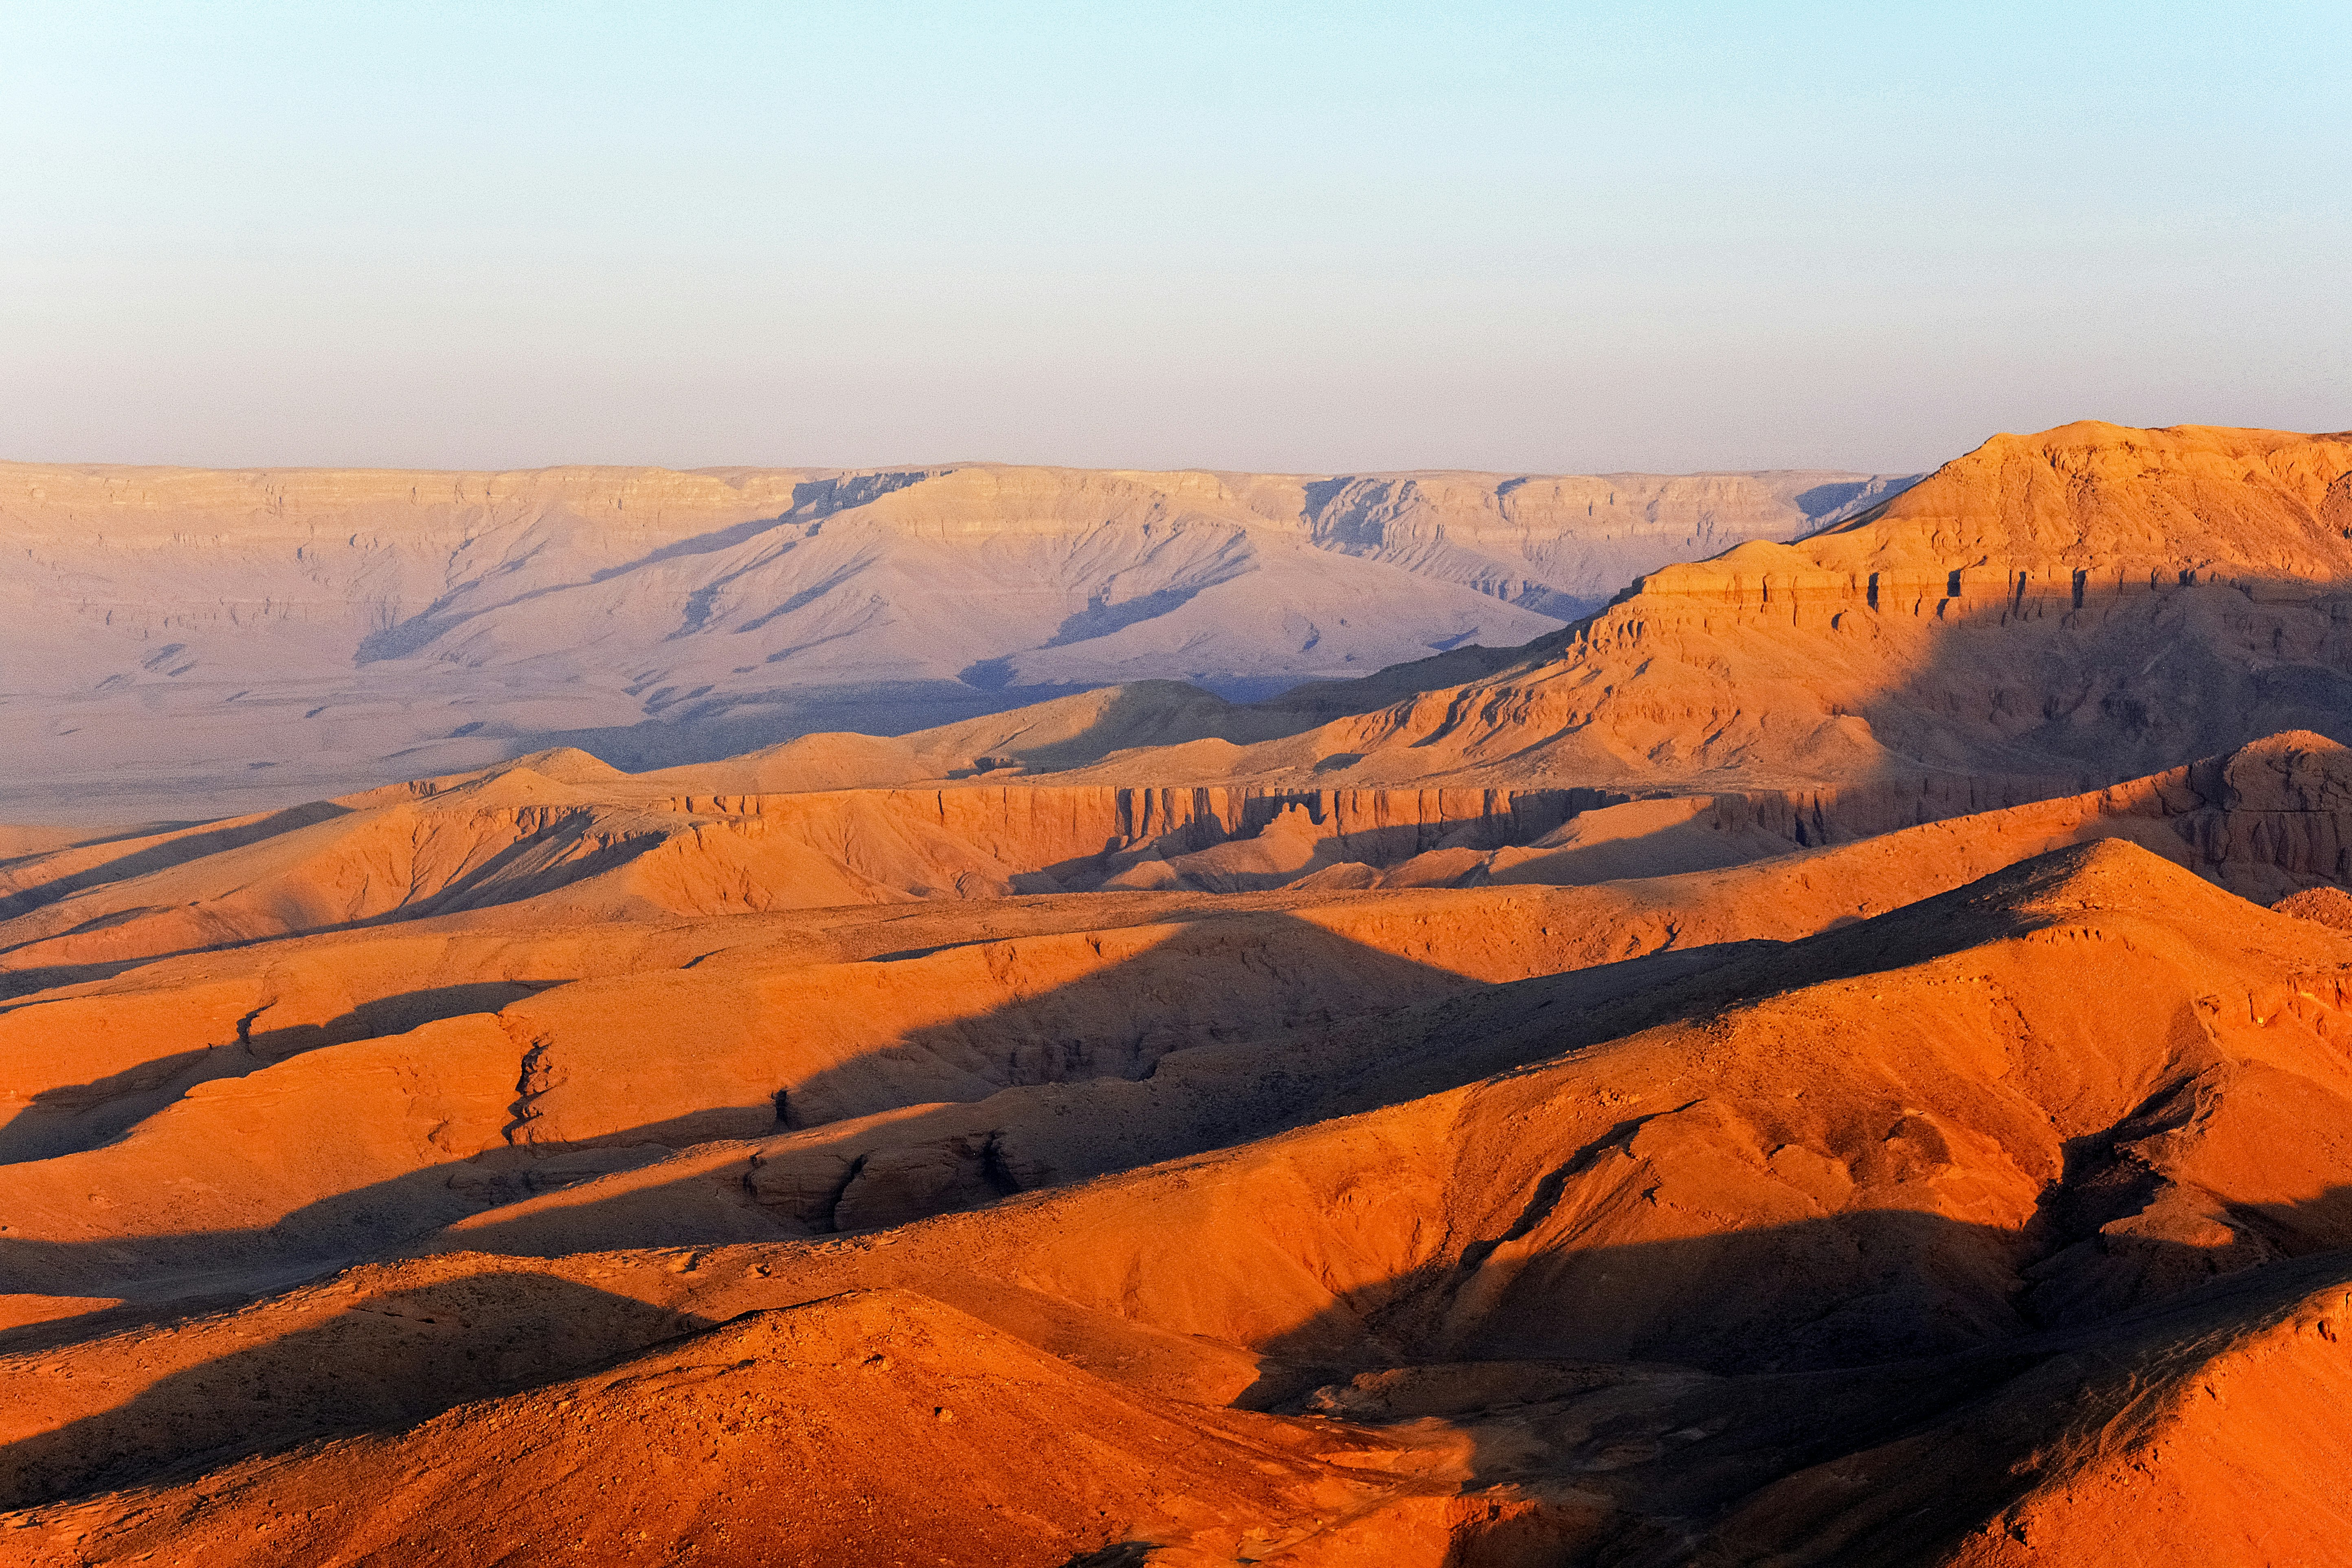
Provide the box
[9,422,2352,1566]
[0,458,1907,821]
[855,424,2352,809]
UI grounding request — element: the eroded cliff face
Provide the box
[15,729,2352,1009]
[1301,468,1913,617]
[0,457,1909,820]
[9,427,2352,1567]
[1126,424,2352,797]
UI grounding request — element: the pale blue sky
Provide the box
[3,2,2345,474]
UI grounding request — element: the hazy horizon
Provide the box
[5,2,2346,477]
[0,450,1930,481]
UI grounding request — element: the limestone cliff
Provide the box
[0,457,1905,819]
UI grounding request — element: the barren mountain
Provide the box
[0,459,1906,820]
[8,737,2352,1563]
[10,422,2352,1566]
[1225,422,2352,797]
[786,424,2350,815]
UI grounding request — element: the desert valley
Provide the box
[4,419,2352,1565]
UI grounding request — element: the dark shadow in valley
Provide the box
[0,979,571,1165]
[1231,1192,2352,1568]
[0,1271,713,1513]
[0,801,354,925]
[1833,575,2352,848]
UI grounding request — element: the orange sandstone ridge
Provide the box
[3,422,2352,1565]
[518,422,2352,804]
[1010,422,2352,793]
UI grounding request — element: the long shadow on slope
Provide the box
[0,910,1510,1299]
[400,854,2123,1263]
[0,841,2195,1301]
[0,847,2257,1344]
[0,801,354,924]
[0,821,201,871]
[0,812,668,999]
[206,852,2151,1277]
[0,1097,802,1307]
[437,935,1799,1260]
[16,870,2350,1541]
[0,979,571,1165]
[0,1272,714,1512]
[0,894,1753,1311]
[1233,1197,2352,1567]
[426,911,1543,1252]
[1847,578,2352,810]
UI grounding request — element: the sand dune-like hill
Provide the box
[0,457,1908,820]
[11,822,2352,1563]
[13,422,2352,1564]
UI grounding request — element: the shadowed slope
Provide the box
[13,734,2352,1309]
[957,423,2352,797]
[7,1289,1420,1568]
[14,843,2352,1565]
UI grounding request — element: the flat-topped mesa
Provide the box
[2,453,1918,818]
[0,461,832,546]
[1608,422,2352,632]
[1307,469,1909,545]
[838,464,1309,541]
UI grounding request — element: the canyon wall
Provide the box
[1161,424,2352,797]
[0,458,1908,821]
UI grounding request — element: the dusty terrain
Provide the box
[5,422,2352,1566]
[0,460,1908,820]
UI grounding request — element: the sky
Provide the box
[2,2,2346,476]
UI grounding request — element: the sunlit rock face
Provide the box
[12,424,2352,1566]
[1072,423,2352,801]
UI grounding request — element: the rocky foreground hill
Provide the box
[6,422,2352,1565]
